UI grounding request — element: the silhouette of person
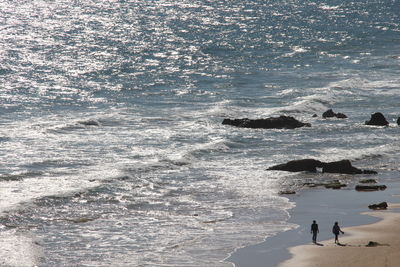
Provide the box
[332,221,344,243]
[311,220,319,243]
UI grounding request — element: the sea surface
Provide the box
[0,0,399,266]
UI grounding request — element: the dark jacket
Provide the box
[311,223,319,233]
[332,225,341,234]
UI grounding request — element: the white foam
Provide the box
[319,4,341,10]
[0,229,43,267]
[0,168,122,215]
[315,140,400,164]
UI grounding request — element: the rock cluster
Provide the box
[222,110,398,198]
[223,111,398,129]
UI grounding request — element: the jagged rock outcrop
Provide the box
[322,109,347,119]
[222,116,311,129]
[322,160,364,174]
[267,159,323,172]
[368,202,388,210]
[267,159,377,174]
[365,112,389,126]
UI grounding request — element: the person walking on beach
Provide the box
[332,221,344,244]
[311,220,319,243]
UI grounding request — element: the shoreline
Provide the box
[226,180,400,267]
[280,203,400,267]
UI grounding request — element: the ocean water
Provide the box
[0,0,399,266]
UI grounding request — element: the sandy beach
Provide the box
[280,203,400,267]
[228,181,400,267]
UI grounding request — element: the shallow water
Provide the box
[0,0,399,266]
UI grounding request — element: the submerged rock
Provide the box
[268,159,377,174]
[68,217,96,223]
[359,179,377,184]
[362,170,378,174]
[365,112,389,126]
[355,185,387,191]
[324,180,347,189]
[368,202,388,210]
[279,190,296,195]
[397,117,400,126]
[303,182,320,188]
[78,120,100,126]
[322,109,348,119]
[222,116,311,129]
[302,180,347,190]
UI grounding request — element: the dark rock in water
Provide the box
[322,160,363,174]
[365,112,389,126]
[303,181,346,189]
[397,117,400,126]
[359,179,377,184]
[322,109,348,119]
[222,116,311,129]
[69,217,96,223]
[368,202,388,210]
[268,159,376,174]
[322,109,335,118]
[268,159,323,172]
[362,170,378,174]
[312,114,318,117]
[303,182,320,188]
[355,185,387,191]
[324,180,347,189]
[336,113,347,119]
[279,190,296,195]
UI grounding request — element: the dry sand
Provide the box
[279,203,400,267]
